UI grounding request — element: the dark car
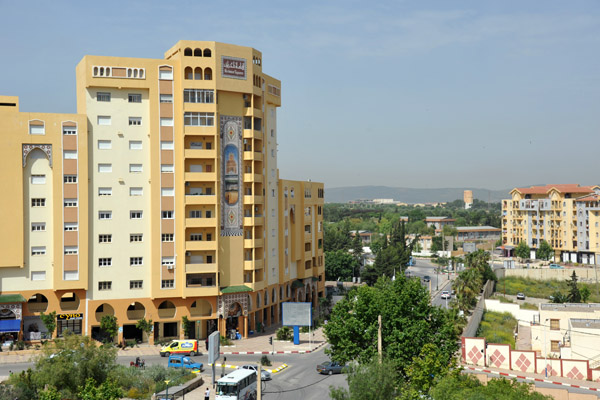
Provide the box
[423,276,431,282]
[317,361,346,375]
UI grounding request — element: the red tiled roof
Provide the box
[512,184,597,195]
[576,194,600,202]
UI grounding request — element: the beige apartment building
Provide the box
[502,184,600,264]
[0,41,324,344]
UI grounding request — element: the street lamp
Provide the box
[164,380,171,400]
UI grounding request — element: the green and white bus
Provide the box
[215,368,257,400]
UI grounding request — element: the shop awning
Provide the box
[0,294,26,304]
[292,280,304,289]
[0,319,21,333]
[220,285,252,294]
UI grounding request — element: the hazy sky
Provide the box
[3,1,599,190]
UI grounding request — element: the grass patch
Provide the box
[477,311,517,347]
[497,276,600,302]
[520,302,538,310]
[489,295,514,303]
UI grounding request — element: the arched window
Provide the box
[184,67,193,80]
[194,48,202,57]
[203,49,212,57]
[204,67,212,81]
[194,67,202,80]
[184,48,193,56]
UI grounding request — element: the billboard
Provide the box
[208,331,220,364]
[221,56,247,80]
[282,302,312,327]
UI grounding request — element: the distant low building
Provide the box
[455,226,501,242]
[425,216,455,230]
[464,190,473,210]
[351,230,374,245]
[372,198,395,204]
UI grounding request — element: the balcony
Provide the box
[243,151,263,162]
[185,194,217,205]
[186,240,217,251]
[185,172,217,182]
[244,195,264,205]
[184,126,217,136]
[243,173,264,183]
[244,259,264,270]
[186,217,217,228]
[243,129,263,141]
[243,216,264,226]
[244,238,264,248]
[184,149,216,159]
[185,262,218,273]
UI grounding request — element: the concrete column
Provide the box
[243,315,248,338]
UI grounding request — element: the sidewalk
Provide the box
[0,326,328,364]
[463,364,600,392]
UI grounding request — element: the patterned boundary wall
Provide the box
[511,349,537,373]
[462,336,600,381]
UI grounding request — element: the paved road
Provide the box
[407,258,455,308]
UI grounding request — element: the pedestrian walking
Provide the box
[204,386,210,400]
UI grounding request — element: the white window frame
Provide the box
[31,175,46,184]
[98,211,112,220]
[64,223,78,231]
[98,234,112,243]
[98,187,112,196]
[64,246,78,255]
[63,150,78,159]
[98,258,112,267]
[31,246,46,255]
[64,198,78,207]
[129,164,143,173]
[162,257,175,266]
[64,175,78,183]
[98,281,112,291]
[162,210,174,219]
[97,116,111,126]
[29,123,45,135]
[129,140,142,150]
[31,222,46,231]
[160,141,174,150]
[130,280,143,289]
[97,92,111,102]
[98,140,112,150]
[130,210,143,219]
[161,164,174,172]
[130,257,143,266]
[160,118,173,127]
[130,187,143,196]
[128,117,142,126]
[160,94,173,103]
[98,164,112,173]
[31,198,46,207]
[130,233,143,242]
[159,70,173,80]
[31,271,46,281]
[183,112,215,126]
[128,93,142,103]
[63,126,77,135]
[161,233,174,242]
[161,188,174,196]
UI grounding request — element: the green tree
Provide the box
[135,318,153,343]
[351,231,364,267]
[430,371,552,400]
[537,240,554,261]
[40,311,57,339]
[325,250,358,281]
[567,271,581,303]
[38,386,61,400]
[181,316,193,338]
[402,343,453,398]
[324,276,458,374]
[454,267,481,313]
[100,315,119,342]
[515,241,530,261]
[581,286,591,303]
[550,291,568,303]
[78,377,123,400]
[329,359,400,400]
[11,333,119,399]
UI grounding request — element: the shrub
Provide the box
[276,326,292,341]
[125,339,137,348]
[260,355,272,366]
[220,335,232,346]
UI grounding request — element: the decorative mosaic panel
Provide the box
[0,303,22,320]
[220,116,243,236]
[218,293,248,318]
[23,144,52,167]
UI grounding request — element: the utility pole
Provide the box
[377,315,382,364]
[257,363,262,400]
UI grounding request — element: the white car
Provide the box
[440,291,451,300]
[241,364,272,381]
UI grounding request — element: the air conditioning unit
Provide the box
[185,182,190,186]
[167,265,174,270]
[243,94,249,100]
[185,251,191,256]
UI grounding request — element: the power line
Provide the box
[262,374,333,394]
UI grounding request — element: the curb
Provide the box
[464,365,599,392]
[220,341,326,355]
[206,363,288,374]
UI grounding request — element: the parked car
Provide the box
[516,293,526,300]
[549,263,564,269]
[316,361,346,375]
[441,291,450,300]
[167,355,203,371]
[423,276,431,282]
[240,364,272,381]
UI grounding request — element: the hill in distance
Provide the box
[325,186,509,204]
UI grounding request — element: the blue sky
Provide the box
[2,1,600,190]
